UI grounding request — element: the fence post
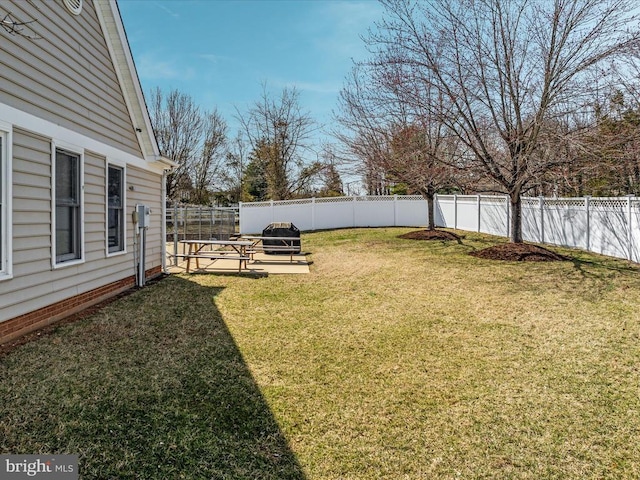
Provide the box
[539,196,545,244]
[182,205,188,241]
[394,194,398,226]
[312,197,316,231]
[477,195,481,232]
[585,196,590,252]
[434,193,438,227]
[627,195,633,261]
[453,194,458,230]
[173,204,178,263]
[632,197,638,262]
[353,195,357,227]
[506,196,510,238]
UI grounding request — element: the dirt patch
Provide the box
[469,243,569,262]
[398,229,462,241]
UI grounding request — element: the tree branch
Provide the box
[1,12,41,40]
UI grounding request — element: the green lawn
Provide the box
[2,228,640,479]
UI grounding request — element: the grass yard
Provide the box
[2,227,640,479]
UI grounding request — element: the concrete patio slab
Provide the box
[166,251,310,275]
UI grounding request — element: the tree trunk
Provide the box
[510,194,523,243]
[423,187,436,230]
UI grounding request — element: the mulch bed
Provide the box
[399,229,568,262]
[398,229,462,241]
[469,243,569,262]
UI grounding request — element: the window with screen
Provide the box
[108,165,124,253]
[55,148,82,264]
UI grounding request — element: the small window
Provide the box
[107,165,125,253]
[55,148,83,264]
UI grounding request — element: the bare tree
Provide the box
[236,85,322,200]
[584,90,640,195]
[223,132,251,203]
[150,88,202,201]
[336,69,399,197]
[337,61,459,230]
[149,88,228,204]
[316,145,344,197]
[191,110,228,204]
[373,0,640,242]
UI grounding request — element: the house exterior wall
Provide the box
[0,0,142,158]
[0,127,164,343]
[0,1,167,344]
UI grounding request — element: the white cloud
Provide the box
[312,1,383,58]
[135,53,195,81]
[153,1,180,19]
[323,1,384,30]
[271,79,342,95]
[196,53,223,64]
[295,81,343,94]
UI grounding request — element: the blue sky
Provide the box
[118,0,384,149]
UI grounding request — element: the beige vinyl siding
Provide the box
[12,129,52,279]
[0,129,163,323]
[127,166,164,269]
[84,153,107,262]
[0,0,142,158]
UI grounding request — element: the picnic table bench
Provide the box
[176,239,252,273]
[240,235,302,263]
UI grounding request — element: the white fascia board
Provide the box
[0,101,165,174]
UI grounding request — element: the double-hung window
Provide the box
[55,148,83,264]
[107,164,125,254]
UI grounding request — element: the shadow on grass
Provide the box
[567,253,640,284]
[0,276,306,480]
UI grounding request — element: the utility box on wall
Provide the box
[136,204,151,230]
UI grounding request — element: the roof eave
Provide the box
[93,0,163,165]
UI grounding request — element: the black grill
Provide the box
[262,222,300,254]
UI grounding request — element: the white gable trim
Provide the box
[93,0,174,169]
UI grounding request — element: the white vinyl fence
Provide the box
[240,195,430,233]
[239,195,640,262]
[436,195,640,262]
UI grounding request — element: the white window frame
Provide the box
[0,121,12,280]
[52,142,84,268]
[106,161,126,256]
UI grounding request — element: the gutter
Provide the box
[161,168,170,274]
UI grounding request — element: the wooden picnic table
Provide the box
[176,239,253,273]
[240,235,302,263]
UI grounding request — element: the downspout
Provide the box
[161,168,168,273]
